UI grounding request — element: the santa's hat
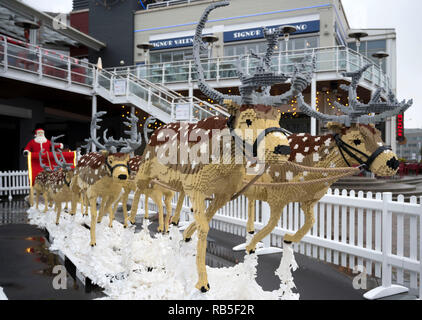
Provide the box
[32,124,46,135]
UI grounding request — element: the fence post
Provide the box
[254,201,282,256]
[7,171,12,201]
[419,196,422,300]
[363,192,409,300]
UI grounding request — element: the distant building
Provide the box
[398,129,422,162]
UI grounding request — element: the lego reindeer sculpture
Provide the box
[32,150,56,212]
[133,0,317,292]
[47,136,77,225]
[75,111,141,246]
[236,64,412,253]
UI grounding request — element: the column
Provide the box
[310,76,317,135]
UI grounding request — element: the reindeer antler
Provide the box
[120,111,143,153]
[39,148,56,172]
[89,111,107,151]
[298,64,413,126]
[51,135,72,170]
[143,116,157,143]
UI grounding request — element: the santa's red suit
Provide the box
[23,129,73,186]
[23,129,63,154]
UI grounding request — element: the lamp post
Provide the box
[372,51,389,71]
[14,18,39,43]
[348,31,368,54]
[202,35,219,80]
[137,43,155,64]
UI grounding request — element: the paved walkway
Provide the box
[0,197,413,300]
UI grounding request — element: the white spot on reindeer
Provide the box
[275,171,280,177]
[286,171,293,181]
[94,169,98,175]
[315,137,321,142]
[314,145,320,151]
[157,132,164,139]
[146,152,150,159]
[313,153,320,162]
[302,137,308,142]
[297,133,305,137]
[324,138,332,147]
[324,148,329,154]
[304,147,309,152]
[294,144,299,150]
[295,153,305,163]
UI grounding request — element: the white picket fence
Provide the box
[1,170,421,298]
[207,190,422,299]
[0,171,30,200]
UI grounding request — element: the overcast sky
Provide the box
[22,0,421,129]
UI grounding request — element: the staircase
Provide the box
[0,35,229,124]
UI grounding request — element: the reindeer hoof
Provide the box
[147,267,153,272]
[248,231,255,235]
[190,208,194,213]
[171,221,179,226]
[90,243,96,247]
[56,222,59,226]
[124,225,127,229]
[184,237,191,243]
[283,240,292,244]
[247,249,255,254]
[200,284,210,293]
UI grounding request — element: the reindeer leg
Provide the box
[70,191,78,216]
[144,190,150,220]
[129,188,141,224]
[55,201,62,225]
[283,201,317,243]
[189,191,210,292]
[246,198,256,234]
[35,190,39,210]
[83,194,89,216]
[97,198,106,223]
[170,190,185,226]
[43,193,48,213]
[163,191,173,233]
[108,194,120,228]
[150,190,164,233]
[183,194,230,241]
[246,202,284,254]
[120,188,130,228]
[89,196,97,247]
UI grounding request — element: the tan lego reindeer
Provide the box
[131,1,318,292]
[75,111,141,246]
[46,135,78,225]
[237,64,412,252]
[32,149,57,212]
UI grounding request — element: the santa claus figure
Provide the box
[23,128,63,156]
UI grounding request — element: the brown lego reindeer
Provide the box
[75,111,142,246]
[32,149,56,212]
[46,135,77,225]
[131,1,314,292]
[238,64,412,252]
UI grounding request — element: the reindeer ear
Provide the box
[225,100,239,115]
[326,122,343,133]
[100,150,108,156]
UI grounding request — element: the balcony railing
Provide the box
[147,0,206,10]
[109,46,391,92]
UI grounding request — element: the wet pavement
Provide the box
[0,196,386,300]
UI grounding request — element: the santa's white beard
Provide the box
[34,136,47,144]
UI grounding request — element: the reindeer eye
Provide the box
[354,139,362,145]
[246,119,252,127]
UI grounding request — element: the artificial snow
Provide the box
[27,205,299,300]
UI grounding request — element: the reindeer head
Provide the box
[83,111,142,181]
[193,1,315,164]
[228,104,290,163]
[297,65,413,177]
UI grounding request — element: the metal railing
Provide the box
[0,35,95,87]
[109,46,391,92]
[0,35,228,122]
[147,0,206,10]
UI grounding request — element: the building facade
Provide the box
[131,0,398,149]
[398,129,422,162]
